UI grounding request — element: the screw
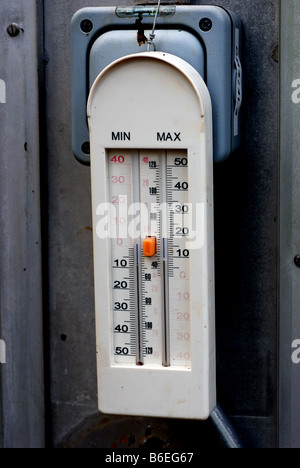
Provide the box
[199,18,213,32]
[294,255,300,268]
[81,141,90,155]
[80,19,93,34]
[7,23,20,37]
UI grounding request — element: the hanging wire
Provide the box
[147,0,162,52]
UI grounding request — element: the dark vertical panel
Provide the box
[0,0,44,448]
[279,0,300,449]
[211,0,279,448]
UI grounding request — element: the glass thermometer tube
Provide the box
[108,149,191,369]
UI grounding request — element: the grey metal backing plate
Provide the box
[71,4,241,165]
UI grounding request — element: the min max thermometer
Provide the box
[87,52,216,420]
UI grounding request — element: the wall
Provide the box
[279,0,300,449]
[0,0,44,448]
[42,0,279,448]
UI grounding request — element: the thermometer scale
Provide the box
[88,52,216,420]
[109,149,191,368]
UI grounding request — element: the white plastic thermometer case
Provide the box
[87,52,216,420]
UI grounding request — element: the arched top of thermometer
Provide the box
[87,51,211,124]
[87,49,215,419]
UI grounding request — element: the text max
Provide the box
[110,132,182,142]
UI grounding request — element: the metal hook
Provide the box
[147,0,161,52]
[147,33,157,51]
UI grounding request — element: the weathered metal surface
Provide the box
[279,0,300,449]
[59,412,225,449]
[44,0,278,448]
[0,0,44,448]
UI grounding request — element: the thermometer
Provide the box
[109,149,191,368]
[88,52,216,420]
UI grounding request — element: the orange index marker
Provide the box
[143,237,157,257]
